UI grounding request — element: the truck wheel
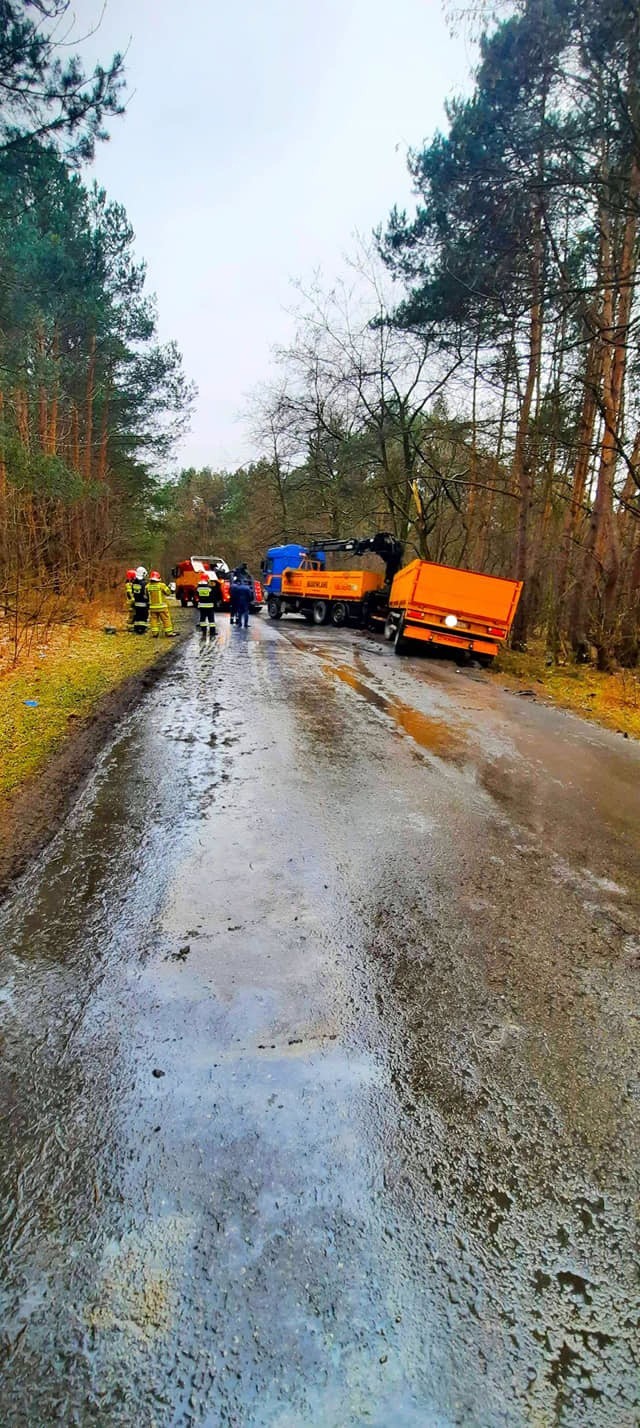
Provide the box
[384,614,396,642]
[268,597,282,620]
[312,600,329,625]
[331,601,348,627]
[394,615,407,656]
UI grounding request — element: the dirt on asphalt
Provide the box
[0,616,638,1427]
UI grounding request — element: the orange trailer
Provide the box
[386,559,522,664]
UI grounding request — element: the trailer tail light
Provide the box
[487,625,505,637]
[407,607,424,620]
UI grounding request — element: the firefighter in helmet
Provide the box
[147,570,176,638]
[131,566,149,634]
[196,569,218,639]
[125,568,137,630]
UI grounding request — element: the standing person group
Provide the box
[124,567,176,637]
[230,564,253,628]
[124,559,256,640]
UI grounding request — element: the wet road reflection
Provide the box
[0,617,638,1426]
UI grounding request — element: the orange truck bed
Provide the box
[282,568,384,602]
[389,559,522,662]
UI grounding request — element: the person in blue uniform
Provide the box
[234,574,252,629]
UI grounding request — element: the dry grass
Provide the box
[495,644,640,741]
[0,606,171,800]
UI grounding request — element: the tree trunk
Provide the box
[510,209,544,646]
[47,327,59,456]
[14,389,30,449]
[557,340,600,615]
[97,383,110,482]
[37,326,47,452]
[467,335,481,563]
[0,389,6,491]
[71,404,80,471]
[84,334,96,482]
[571,158,640,667]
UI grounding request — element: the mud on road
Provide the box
[0,616,638,1427]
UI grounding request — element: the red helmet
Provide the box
[126,569,136,580]
[149,570,161,581]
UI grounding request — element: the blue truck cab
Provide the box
[261,543,325,598]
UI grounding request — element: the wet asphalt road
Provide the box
[0,615,638,1427]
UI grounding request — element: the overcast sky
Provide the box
[86,0,472,470]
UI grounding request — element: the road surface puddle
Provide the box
[317,654,468,761]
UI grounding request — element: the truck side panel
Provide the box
[388,560,421,609]
[410,562,522,625]
[282,569,383,601]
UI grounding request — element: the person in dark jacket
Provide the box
[234,576,252,629]
[131,567,149,634]
[229,565,248,622]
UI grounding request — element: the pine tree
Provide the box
[0,0,124,160]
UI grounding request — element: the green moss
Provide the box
[0,630,172,801]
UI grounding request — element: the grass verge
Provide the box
[495,646,640,741]
[0,624,175,801]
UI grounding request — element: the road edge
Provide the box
[0,637,185,905]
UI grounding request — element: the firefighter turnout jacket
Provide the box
[196,576,217,610]
[147,579,172,609]
[131,576,149,610]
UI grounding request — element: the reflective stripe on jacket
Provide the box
[131,578,148,607]
[147,580,172,609]
[197,580,216,609]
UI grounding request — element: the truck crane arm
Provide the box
[307,532,404,584]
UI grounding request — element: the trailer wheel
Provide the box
[394,615,407,656]
[268,596,282,620]
[478,653,494,668]
[312,600,330,625]
[384,614,396,642]
[331,601,348,627]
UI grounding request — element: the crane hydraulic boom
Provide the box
[307,532,404,584]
